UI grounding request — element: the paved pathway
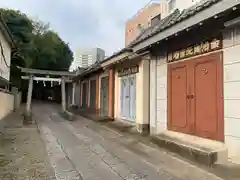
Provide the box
[0,106,56,180]
[33,103,224,180]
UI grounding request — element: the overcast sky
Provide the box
[0,0,155,56]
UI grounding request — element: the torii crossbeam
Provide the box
[18,67,76,122]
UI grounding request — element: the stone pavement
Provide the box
[0,106,56,180]
[33,103,226,180]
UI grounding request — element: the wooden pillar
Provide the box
[72,83,76,105]
[80,81,82,107]
[87,80,90,108]
[61,77,66,112]
[96,75,100,113]
[108,69,114,118]
[26,75,33,113]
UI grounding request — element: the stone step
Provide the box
[151,131,228,166]
[69,108,113,122]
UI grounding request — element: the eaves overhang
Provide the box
[132,0,239,52]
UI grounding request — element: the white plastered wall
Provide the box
[150,54,168,134]
[136,59,150,125]
[223,25,240,163]
[0,91,14,120]
[114,70,121,119]
[0,29,11,82]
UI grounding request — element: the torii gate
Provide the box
[19,67,76,121]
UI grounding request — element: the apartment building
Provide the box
[70,48,105,70]
[125,2,167,46]
[125,0,202,46]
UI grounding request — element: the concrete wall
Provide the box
[0,28,11,82]
[0,91,14,120]
[136,59,150,126]
[150,55,168,134]
[114,71,121,119]
[161,0,201,17]
[223,26,240,163]
[175,0,201,12]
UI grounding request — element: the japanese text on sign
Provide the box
[167,39,221,62]
[118,66,139,77]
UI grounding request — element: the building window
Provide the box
[235,25,240,45]
[169,0,176,12]
[137,24,144,33]
[151,14,161,26]
[223,25,240,48]
[223,29,234,48]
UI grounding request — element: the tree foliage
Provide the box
[0,8,73,86]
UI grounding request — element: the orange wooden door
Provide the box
[167,52,224,142]
[192,53,224,141]
[168,61,193,134]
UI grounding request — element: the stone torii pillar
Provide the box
[24,75,33,124]
[26,75,33,113]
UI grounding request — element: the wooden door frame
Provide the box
[167,61,194,134]
[167,51,224,141]
[81,81,88,108]
[100,76,109,116]
[129,74,136,121]
[192,52,224,141]
[89,79,97,110]
[120,76,130,120]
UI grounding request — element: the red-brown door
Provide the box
[168,62,193,134]
[168,52,224,141]
[193,53,224,141]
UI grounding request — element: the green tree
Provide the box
[0,9,73,86]
[0,9,34,67]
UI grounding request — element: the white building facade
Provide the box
[0,18,14,88]
[222,19,240,163]
[0,18,15,120]
[70,48,105,71]
[161,0,201,18]
[143,0,240,164]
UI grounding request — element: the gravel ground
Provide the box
[0,111,56,180]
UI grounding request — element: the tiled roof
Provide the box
[79,61,102,77]
[101,48,132,63]
[129,0,221,47]
[78,0,222,78]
